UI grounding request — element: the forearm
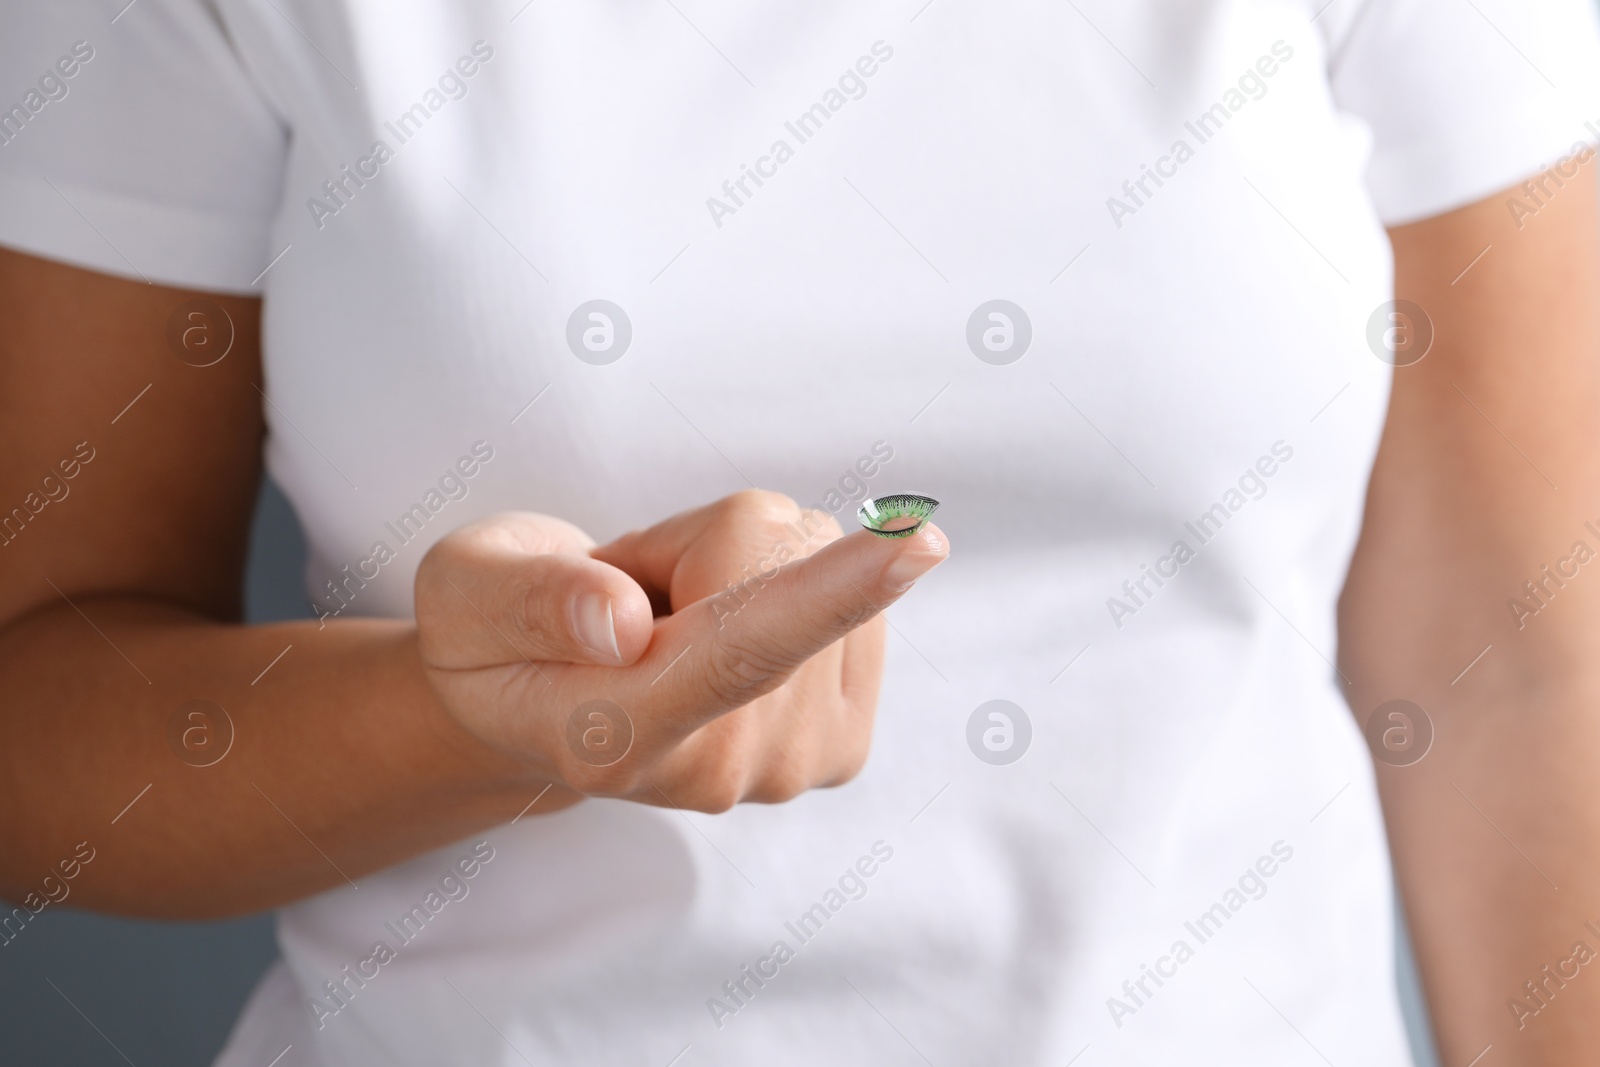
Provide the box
[1342,163,1600,1060]
[0,600,556,919]
[1346,493,1600,1059]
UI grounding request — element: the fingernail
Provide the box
[881,545,946,592]
[572,592,621,662]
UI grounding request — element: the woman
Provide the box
[3,0,1599,1063]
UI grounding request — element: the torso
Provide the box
[219,1,1410,1061]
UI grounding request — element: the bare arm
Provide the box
[1341,161,1600,1060]
[0,249,945,920]
[0,250,541,919]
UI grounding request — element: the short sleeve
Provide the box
[0,0,286,294]
[1327,0,1600,225]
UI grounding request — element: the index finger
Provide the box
[579,523,948,743]
[591,489,840,605]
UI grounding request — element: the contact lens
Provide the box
[857,494,939,539]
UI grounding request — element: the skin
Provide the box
[0,248,946,918]
[1341,159,1600,1062]
[0,161,1595,1062]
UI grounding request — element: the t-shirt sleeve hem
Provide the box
[0,168,277,295]
[1367,105,1598,226]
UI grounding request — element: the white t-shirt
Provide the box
[5,0,1600,1062]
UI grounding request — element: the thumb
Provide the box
[417,513,655,668]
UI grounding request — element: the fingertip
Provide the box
[584,559,654,664]
[838,520,948,560]
[609,581,655,664]
[877,523,948,593]
[907,522,949,557]
[553,560,654,666]
[786,520,948,603]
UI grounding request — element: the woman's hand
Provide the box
[415,490,947,813]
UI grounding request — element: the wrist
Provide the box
[392,625,561,806]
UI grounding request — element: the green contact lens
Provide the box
[858,494,939,539]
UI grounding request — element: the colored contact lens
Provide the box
[857,494,939,539]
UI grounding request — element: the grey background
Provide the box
[0,478,1440,1065]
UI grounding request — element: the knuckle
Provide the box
[413,543,458,604]
[830,702,876,785]
[749,763,812,804]
[793,701,872,793]
[828,742,870,787]
[514,579,557,649]
[686,765,746,814]
[704,637,793,706]
[558,758,614,796]
[723,489,800,526]
[811,581,880,632]
[561,757,644,799]
[555,722,650,797]
[666,725,752,813]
